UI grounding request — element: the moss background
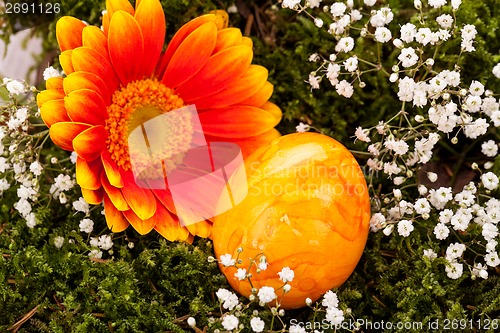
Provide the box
[1,0,500,332]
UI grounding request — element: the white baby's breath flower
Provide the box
[335,80,354,98]
[423,249,437,260]
[54,236,65,249]
[79,218,94,233]
[493,63,500,79]
[335,37,354,53]
[6,80,25,95]
[354,127,370,142]
[481,172,499,190]
[278,267,295,283]
[43,66,62,80]
[445,261,463,279]
[73,197,90,214]
[282,0,301,9]
[325,307,344,325]
[257,286,277,304]
[397,219,414,237]
[250,317,265,332]
[485,252,500,267]
[374,27,392,43]
[322,290,339,309]
[234,268,247,281]
[481,140,498,157]
[220,254,236,267]
[434,223,450,240]
[222,315,239,331]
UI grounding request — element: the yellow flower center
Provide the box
[105,79,187,171]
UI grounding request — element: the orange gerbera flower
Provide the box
[37,0,281,241]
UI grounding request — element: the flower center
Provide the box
[105,79,186,171]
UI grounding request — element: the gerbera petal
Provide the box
[261,101,282,122]
[162,21,217,88]
[152,188,177,214]
[101,172,129,211]
[106,0,135,18]
[59,50,75,75]
[101,152,124,188]
[238,81,273,107]
[205,128,281,158]
[121,171,156,220]
[156,14,219,77]
[82,188,104,205]
[76,157,103,190]
[134,0,165,77]
[212,28,242,54]
[102,12,110,35]
[82,26,109,58]
[46,77,64,90]
[188,65,268,109]
[73,125,108,161]
[37,89,65,107]
[153,202,179,241]
[123,209,156,235]
[56,16,87,52]
[198,105,279,138]
[49,122,91,151]
[175,45,253,101]
[108,11,144,85]
[103,195,130,232]
[40,99,70,127]
[241,36,253,48]
[65,89,107,126]
[63,71,111,105]
[72,46,120,95]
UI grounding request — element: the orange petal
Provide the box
[162,21,217,88]
[156,14,219,77]
[101,152,124,188]
[153,202,180,241]
[188,65,267,109]
[56,16,87,52]
[63,71,112,105]
[76,157,103,190]
[65,89,107,126]
[209,9,229,30]
[50,122,91,151]
[198,105,279,138]
[108,11,144,85]
[72,46,120,96]
[37,89,65,108]
[241,36,253,48]
[101,172,129,211]
[82,188,104,205]
[82,26,109,59]
[175,45,253,101]
[106,0,135,18]
[177,225,190,242]
[212,28,242,55]
[59,50,75,75]
[40,99,70,127]
[184,220,212,239]
[102,12,110,36]
[152,188,177,214]
[134,0,165,77]
[205,128,281,158]
[73,125,108,161]
[121,171,156,220]
[46,77,64,90]
[261,101,282,122]
[123,209,156,235]
[103,195,130,232]
[238,81,273,107]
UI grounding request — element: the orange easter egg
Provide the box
[212,132,370,309]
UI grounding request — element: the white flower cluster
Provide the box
[287,2,500,282]
[211,250,347,332]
